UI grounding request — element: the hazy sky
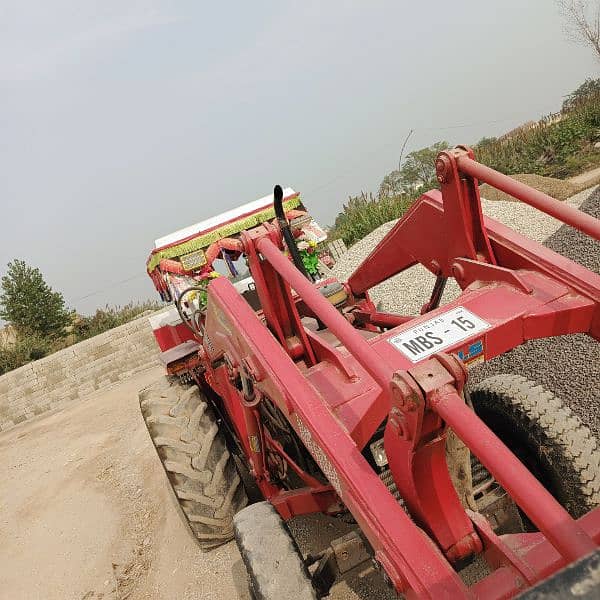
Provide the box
[1,1,598,315]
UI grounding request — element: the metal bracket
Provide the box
[452,257,532,294]
[309,531,372,597]
[383,354,483,562]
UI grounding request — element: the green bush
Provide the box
[475,92,600,178]
[329,192,414,247]
[0,333,52,375]
[72,300,162,342]
[563,78,600,111]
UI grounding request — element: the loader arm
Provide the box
[150,146,600,598]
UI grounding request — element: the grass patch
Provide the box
[330,192,414,248]
[475,92,600,179]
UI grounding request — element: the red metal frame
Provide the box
[152,146,600,598]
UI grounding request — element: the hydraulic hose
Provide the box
[273,185,311,280]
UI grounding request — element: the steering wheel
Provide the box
[175,286,207,340]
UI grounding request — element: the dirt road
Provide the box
[0,367,392,600]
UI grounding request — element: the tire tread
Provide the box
[470,374,600,515]
[139,376,247,549]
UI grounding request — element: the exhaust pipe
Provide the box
[273,184,311,280]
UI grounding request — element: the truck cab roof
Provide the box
[154,187,297,249]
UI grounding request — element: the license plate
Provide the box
[388,306,490,362]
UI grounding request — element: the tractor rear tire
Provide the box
[139,376,247,550]
[468,374,600,520]
[233,502,318,600]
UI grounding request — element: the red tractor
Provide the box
[140,147,600,599]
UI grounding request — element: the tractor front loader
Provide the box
[140,146,600,599]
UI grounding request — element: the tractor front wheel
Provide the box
[233,502,318,600]
[469,374,600,524]
[139,376,247,549]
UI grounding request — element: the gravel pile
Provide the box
[470,186,600,438]
[332,186,600,436]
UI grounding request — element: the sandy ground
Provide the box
[570,165,600,188]
[0,367,394,600]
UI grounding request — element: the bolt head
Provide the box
[435,157,449,183]
[451,262,465,281]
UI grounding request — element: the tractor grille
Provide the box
[471,455,497,502]
[470,455,524,533]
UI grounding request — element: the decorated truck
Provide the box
[145,187,333,377]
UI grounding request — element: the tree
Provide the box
[558,1,600,60]
[378,169,405,197]
[401,141,449,189]
[379,141,448,197]
[0,259,71,338]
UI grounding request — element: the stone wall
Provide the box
[0,313,162,432]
